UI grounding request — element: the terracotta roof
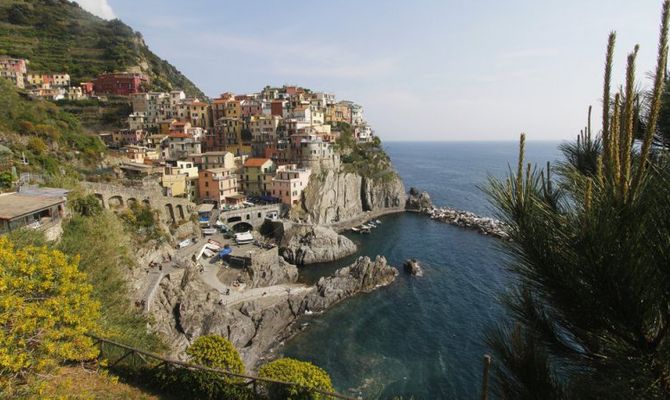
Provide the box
[243,158,272,168]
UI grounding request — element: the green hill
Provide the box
[0,78,105,186]
[0,0,204,98]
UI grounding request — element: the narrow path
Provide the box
[221,284,312,307]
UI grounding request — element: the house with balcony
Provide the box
[162,133,202,161]
[241,158,276,196]
[198,168,242,207]
[269,164,311,205]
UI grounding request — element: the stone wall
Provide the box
[82,181,195,224]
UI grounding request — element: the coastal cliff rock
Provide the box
[406,187,434,211]
[279,222,357,265]
[301,169,406,225]
[149,256,397,369]
[247,249,299,287]
[304,256,398,311]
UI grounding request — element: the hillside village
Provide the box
[0,55,383,235]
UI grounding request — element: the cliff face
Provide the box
[301,169,406,225]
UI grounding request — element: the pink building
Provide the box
[0,57,27,74]
[241,99,262,118]
[269,164,311,205]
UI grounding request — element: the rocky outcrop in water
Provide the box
[149,256,397,369]
[405,187,433,211]
[304,256,398,311]
[403,259,424,277]
[300,169,406,225]
[278,222,357,265]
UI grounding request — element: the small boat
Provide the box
[375,219,382,224]
[202,248,216,258]
[202,228,217,236]
[177,239,192,248]
[351,227,361,232]
[235,231,255,245]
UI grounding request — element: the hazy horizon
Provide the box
[79,0,664,142]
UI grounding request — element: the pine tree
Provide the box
[486,1,670,398]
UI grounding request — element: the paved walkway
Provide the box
[219,283,311,307]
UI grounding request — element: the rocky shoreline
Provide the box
[148,254,397,370]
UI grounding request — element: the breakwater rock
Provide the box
[406,187,433,211]
[425,207,509,239]
[277,222,357,265]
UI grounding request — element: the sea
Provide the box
[280,141,563,399]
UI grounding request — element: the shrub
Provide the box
[0,237,100,395]
[186,335,245,378]
[258,358,334,400]
[168,335,249,399]
[68,191,103,217]
[27,136,47,155]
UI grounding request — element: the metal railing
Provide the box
[91,334,358,400]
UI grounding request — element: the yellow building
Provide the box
[242,158,276,196]
[161,173,187,198]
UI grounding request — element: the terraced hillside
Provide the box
[0,0,204,97]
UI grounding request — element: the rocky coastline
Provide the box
[148,255,397,370]
[274,221,358,265]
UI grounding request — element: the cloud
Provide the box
[76,0,116,20]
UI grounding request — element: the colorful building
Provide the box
[198,168,239,207]
[269,165,311,205]
[93,72,148,96]
[241,158,276,196]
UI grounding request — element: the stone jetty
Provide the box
[405,187,509,239]
[425,207,509,239]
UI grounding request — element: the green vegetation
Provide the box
[186,335,246,378]
[0,0,204,97]
[0,79,105,185]
[486,2,670,398]
[60,201,163,352]
[258,358,335,400]
[119,202,168,244]
[336,122,397,182]
[0,236,100,397]
[56,96,133,131]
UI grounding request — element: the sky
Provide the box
[77,0,664,142]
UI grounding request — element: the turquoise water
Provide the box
[282,141,562,399]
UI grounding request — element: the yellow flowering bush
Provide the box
[258,358,334,400]
[0,237,100,393]
[186,335,245,378]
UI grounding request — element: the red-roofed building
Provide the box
[93,72,149,96]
